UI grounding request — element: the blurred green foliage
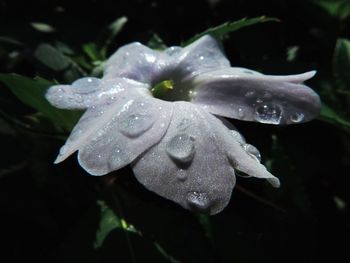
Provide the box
[0,0,350,262]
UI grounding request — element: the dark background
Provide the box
[1,0,350,262]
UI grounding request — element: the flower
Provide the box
[46,35,320,215]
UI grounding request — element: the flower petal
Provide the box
[176,35,230,80]
[104,42,167,84]
[214,119,280,187]
[191,68,320,125]
[54,87,173,176]
[46,77,148,109]
[132,101,236,215]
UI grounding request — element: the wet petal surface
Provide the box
[191,68,320,125]
[54,87,173,175]
[132,102,236,215]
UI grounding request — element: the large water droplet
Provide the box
[187,191,211,213]
[119,113,154,138]
[254,103,282,124]
[166,134,195,163]
[243,144,261,162]
[290,112,304,123]
[72,77,101,94]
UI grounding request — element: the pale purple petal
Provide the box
[46,77,148,109]
[104,42,167,84]
[132,101,235,215]
[175,35,230,80]
[191,68,320,125]
[54,88,173,176]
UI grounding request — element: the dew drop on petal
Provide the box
[108,148,127,169]
[290,112,304,123]
[165,46,182,56]
[72,77,101,94]
[176,169,187,181]
[243,144,261,162]
[119,113,155,138]
[254,103,282,124]
[166,134,195,163]
[245,91,255,98]
[237,108,245,118]
[187,191,211,213]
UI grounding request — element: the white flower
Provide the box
[46,35,320,214]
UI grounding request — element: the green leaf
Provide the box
[196,214,213,240]
[319,103,350,131]
[94,200,122,249]
[0,36,23,46]
[101,16,128,58]
[55,41,75,56]
[30,22,55,33]
[153,242,181,263]
[0,73,81,131]
[333,38,350,89]
[108,16,128,38]
[83,42,102,62]
[34,43,71,71]
[182,16,279,46]
[312,0,350,20]
[148,34,167,50]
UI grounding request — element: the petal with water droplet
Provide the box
[132,101,235,215]
[46,77,149,109]
[176,35,230,80]
[53,87,173,176]
[104,42,167,84]
[191,68,320,125]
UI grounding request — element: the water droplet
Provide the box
[165,46,182,56]
[199,56,204,60]
[245,91,255,98]
[254,103,282,124]
[243,144,261,162]
[166,134,195,163]
[72,77,101,94]
[290,112,304,123]
[119,113,154,138]
[176,169,187,181]
[238,108,244,118]
[187,191,211,213]
[108,147,126,169]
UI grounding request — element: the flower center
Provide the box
[151,79,174,99]
[151,77,193,102]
